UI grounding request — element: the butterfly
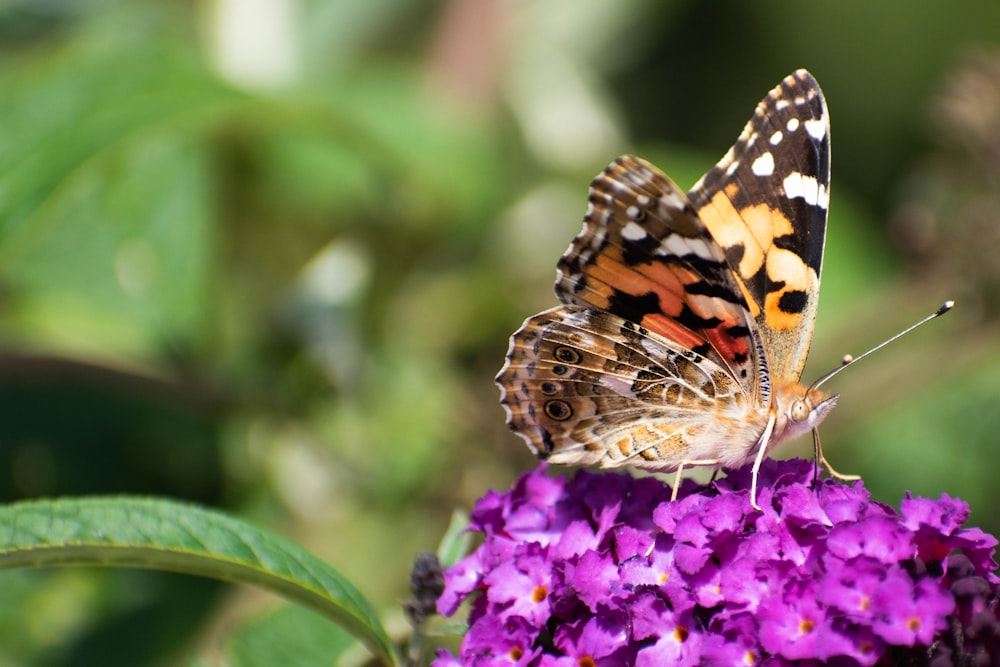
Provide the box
[496,69,858,510]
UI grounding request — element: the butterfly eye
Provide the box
[790,399,810,422]
[544,400,573,421]
[553,346,582,364]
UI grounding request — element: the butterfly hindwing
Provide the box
[498,305,763,470]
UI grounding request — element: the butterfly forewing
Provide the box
[689,69,830,383]
[554,156,765,396]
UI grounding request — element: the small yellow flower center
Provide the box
[531,585,548,603]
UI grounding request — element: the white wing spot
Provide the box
[658,234,690,258]
[805,118,827,140]
[725,161,739,176]
[685,237,715,260]
[636,194,651,206]
[770,131,783,145]
[621,221,647,241]
[599,373,638,398]
[818,184,830,210]
[775,99,790,111]
[794,96,806,106]
[751,152,775,177]
[786,118,800,132]
[657,233,714,260]
[640,336,665,359]
[626,205,642,220]
[783,172,821,206]
[591,225,609,250]
[624,165,654,187]
[659,190,686,211]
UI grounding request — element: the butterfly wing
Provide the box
[498,157,769,471]
[498,305,765,470]
[554,155,767,400]
[688,69,830,383]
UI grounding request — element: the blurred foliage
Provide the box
[223,605,359,667]
[0,0,997,664]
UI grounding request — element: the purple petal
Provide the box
[900,493,969,535]
[553,609,630,663]
[826,515,915,563]
[570,550,619,611]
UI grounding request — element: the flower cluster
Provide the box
[434,459,1000,666]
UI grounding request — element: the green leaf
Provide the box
[437,510,471,569]
[0,496,399,667]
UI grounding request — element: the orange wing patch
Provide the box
[555,156,762,391]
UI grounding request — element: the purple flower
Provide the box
[632,592,702,666]
[483,543,553,627]
[553,608,631,666]
[702,613,765,666]
[758,579,852,661]
[817,556,885,622]
[457,614,540,666]
[433,460,1000,666]
[870,570,952,646]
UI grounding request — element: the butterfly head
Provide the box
[790,388,838,429]
[773,384,839,449]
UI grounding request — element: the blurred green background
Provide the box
[0,1,998,664]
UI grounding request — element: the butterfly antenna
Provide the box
[810,300,955,392]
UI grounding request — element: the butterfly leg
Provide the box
[749,415,777,511]
[812,428,861,481]
[669,459,722,501]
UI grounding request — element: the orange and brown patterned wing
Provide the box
[554,155,767,401]
[494,155,773,471]
[496,305,765,472]
[688,69,830,383]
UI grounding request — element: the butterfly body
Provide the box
[497,70,839,506]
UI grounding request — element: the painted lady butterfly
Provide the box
[497,70,853,510]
